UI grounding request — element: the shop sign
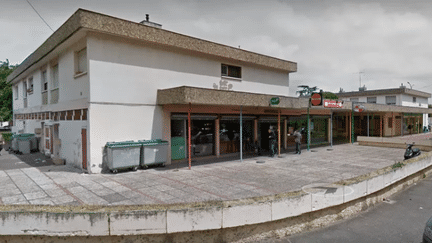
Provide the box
[311,93,322,106]
[354,104,365,112]
[270,97,280,106]
[323,99,343,108]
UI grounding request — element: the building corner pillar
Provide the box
[215,118,220,157]
[162,108,171,165]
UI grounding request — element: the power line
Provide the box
[25,0,54,32]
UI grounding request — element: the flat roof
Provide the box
[157,86,308,109]
[8,9,297,83]
[157,86,432,114]
[337,87,431,99]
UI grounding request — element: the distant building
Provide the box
[337,86,431,132]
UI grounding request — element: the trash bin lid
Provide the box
[105,141,141,148]
[17,133,35,141]
[138,139,168,146]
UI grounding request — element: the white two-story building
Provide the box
[337,86,431,131]
[8,9,299,173]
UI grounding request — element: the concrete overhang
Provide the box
[337,88,431,99]
[342,101,432,114]
[157,87,432,114]
[157,86,309,109]
[8,9,297,84]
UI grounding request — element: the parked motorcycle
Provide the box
[404,142,421,160]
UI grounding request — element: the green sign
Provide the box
[270,97,280,105]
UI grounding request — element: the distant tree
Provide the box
[296,85,317,97]
[323,92,338,100]
[0,60,16,121]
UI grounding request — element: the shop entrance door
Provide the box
[259,122,277,153]
[190,120,215,157]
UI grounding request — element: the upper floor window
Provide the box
[27,77,34,94]
[385,96,396,105]
[13,85,18,100]
[23,80,27,98]
[367,97,377,104]
[221,64,241,79]
[75,48,87,75]
[41,70,48,105]
[413,97,417,103]
[50,64,59,104]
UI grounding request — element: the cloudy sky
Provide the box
[2,0,432,97]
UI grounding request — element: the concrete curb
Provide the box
[0,152,431,238]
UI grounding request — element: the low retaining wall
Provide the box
[0,152,431,242]
[357,136,432,151]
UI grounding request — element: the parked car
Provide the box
[423,216,432,243]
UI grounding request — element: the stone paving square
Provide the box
[0,141,416,206]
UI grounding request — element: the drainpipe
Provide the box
[188,103,191,170]
[278,109,281,156]
[307,105,310,151]
[240,105,243,162]
[401,113,404,136]
[367,113,369,137]
[330,111,333,147]
[351,102,355,144]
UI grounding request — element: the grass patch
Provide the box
[392,162,404,169]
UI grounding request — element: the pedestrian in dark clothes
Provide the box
[293,129,302,154]
[268,126,277,157]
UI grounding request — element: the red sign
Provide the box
[311,93,322,106]
[354,105,364,112]
[323,99,343,108]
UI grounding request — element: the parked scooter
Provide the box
[404,142,421,160]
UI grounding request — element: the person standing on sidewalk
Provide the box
[268,126,277,157]
[293,129,302,154]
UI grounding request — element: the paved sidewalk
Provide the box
[0,143,406,206]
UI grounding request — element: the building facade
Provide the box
[8,9,300,173]
[8,9,432,174]
[337,87,431,136]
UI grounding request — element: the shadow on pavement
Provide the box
[13,152,55,167]
[0,149,55,170]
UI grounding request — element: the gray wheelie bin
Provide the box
[105,141,141,173]
[11,134,19,152]
[139,139,169,168]
[17,134,35,154]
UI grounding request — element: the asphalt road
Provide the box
[266,175,432,243]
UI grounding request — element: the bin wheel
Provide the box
[132,166,138,171]
[112,169,118,174]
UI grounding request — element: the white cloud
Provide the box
[2,0,432,97]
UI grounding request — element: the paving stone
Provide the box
[129,195,161,205]
[91,188,116,197]
[44,189,67,198]
[0,188,22,197]
[109,200,135,205]
[73,192,109,205]
[29,198,55,205]
[100,181,130,192]
[66,186,88,194]
[100,193,127,203]
[24,191,48,200]
[2,194,28,204]
[51,195,76,205]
